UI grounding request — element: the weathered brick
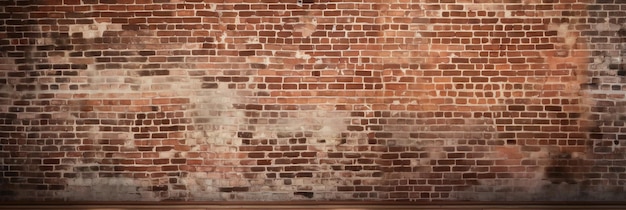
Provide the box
[0,0,624,203]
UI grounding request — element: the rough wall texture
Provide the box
[1,0,626,202]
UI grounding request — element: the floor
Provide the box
[2,202,626,210]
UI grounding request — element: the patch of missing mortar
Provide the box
[295,50,312,60]
[184,83,257,200]
[547,22,578,57]
[179,172,222,200]
[294,16,317,37]
[228,103,352,200]
[69,22,119,39]
[188,83,248,146]
[594,22,622,32]
[253,108,349,146]
[452,181,523,201]
[59,177,158,201]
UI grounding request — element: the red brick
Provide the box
[0,0,607,202]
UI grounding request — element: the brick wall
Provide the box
[1,0,625,202]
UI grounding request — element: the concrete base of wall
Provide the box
[2,202,626,210]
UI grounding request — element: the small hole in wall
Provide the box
[297,0,314,6]
[614,140,620,145]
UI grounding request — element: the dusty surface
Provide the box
[1,0,626,202]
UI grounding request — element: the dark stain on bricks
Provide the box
[237,131,253,138]
[137,70,170,76]
[294,191,314,198]
[219,187,249,192]
[545,153,583,184]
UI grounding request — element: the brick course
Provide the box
[1,0,626,202]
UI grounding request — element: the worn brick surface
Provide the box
[1,0,626,202]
